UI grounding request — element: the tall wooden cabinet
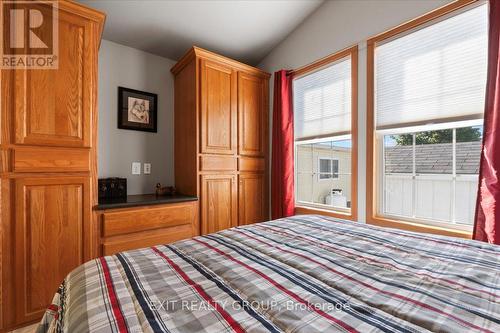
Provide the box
[0,1,105,330]
[172,47,270,234]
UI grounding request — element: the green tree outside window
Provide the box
[391,127,482,146]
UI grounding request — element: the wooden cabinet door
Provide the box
[200,60,237,155]
[200,174,237,234]
[13,8,95,147]
[14,177,90,323]
[238,173,267,226]
[238,73,267,157]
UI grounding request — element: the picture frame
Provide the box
[118,86,158,132]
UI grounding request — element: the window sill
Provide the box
[366,215,472,239]
[295,206,357,221]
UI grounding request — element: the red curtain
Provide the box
[474,0,500,244]
[271,70,295,219]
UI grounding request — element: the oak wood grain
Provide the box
[172,47,269,242]
[238,157,265,172]
[14,10,90,148]
[101,224,194,256]
[13,147,89,172]
[0,1,105,330]
[171,46,271,79]
[14,177,90,323]
[200,155,237,171]
[173,59,198,196]
[200,59,237,155]
[200,174,237,234]
[238,173,266,226]
[238,72,266,157]
[101,201,197,237]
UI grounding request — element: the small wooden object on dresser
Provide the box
[95,197,199,256]
[0,1,105,331]
[171,47,270,235]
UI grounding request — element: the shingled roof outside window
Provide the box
[385,141,481,174]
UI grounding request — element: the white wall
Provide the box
[258,0,452,222]
[98,40,176,195]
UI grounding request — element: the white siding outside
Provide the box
[384,174,478,226]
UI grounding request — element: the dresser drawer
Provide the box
[102,224,193,255]
[101,201,197,237]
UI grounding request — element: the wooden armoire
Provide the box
[171,47,270,234]
[0,1,105,330]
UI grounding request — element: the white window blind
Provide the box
[293,57,351,140]
[375,4,488,130]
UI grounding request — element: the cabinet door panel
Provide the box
[200,60,236,154]
[238,73,266,156]
[201,174,237,234]
[14,177,90,322]
[238,173,267,226]
[14,9,93,147]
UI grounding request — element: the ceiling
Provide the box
[78,0,324,65]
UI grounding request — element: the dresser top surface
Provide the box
[95,193,198,210]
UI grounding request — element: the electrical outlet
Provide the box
[132,162,141,175]
[144,163,151,174]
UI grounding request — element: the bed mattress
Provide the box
[38,215,500,332]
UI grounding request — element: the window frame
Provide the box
[366,0,484,238]
[292,46,358,221]
[318,157,340,181]
[377,121,483,232]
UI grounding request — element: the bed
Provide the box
[38,215,500,333]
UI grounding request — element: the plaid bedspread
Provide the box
[37,215,500,333]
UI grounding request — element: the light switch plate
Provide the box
[144,163,151,174]
[132,162,141,175]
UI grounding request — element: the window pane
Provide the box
[296,143,313,203]
[296,139,351,210]
[381,125,482,227]
[456,125,482,174]
[413,130,453,221]
[455,177,478,225]
[415,176,452,221]
[383,134,413,217]
[332,160,339,178]
[385,134,413,174]
[455,125,482,225]
[319,159,331,172]
[415,129,452,174]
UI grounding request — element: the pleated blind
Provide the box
[293,56,351,140]
[375,4,488,130]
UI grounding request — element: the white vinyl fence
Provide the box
[383,173,478,226]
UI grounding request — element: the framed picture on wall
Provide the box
[118,87,158,132]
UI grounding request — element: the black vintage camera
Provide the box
[98,178,127,200]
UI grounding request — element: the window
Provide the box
[293,47,357,218]
[367,2,488,232]
[318,158,339,180]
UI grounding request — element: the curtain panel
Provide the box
[474,0,500,244]
[271,70,295,219]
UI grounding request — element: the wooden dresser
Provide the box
[0,1,105,330]
[171,47,270,234]
[95,195,198,256]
